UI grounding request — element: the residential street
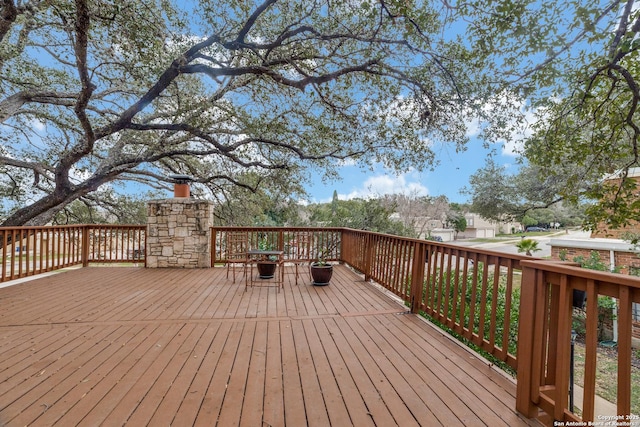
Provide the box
[449,229,593,258]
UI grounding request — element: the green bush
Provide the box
[422,262,520,357]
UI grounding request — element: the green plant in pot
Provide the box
[310,251,333,286]
[256,234,278,279]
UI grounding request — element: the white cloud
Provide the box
[30,118,46,132]
[340,173,429,200]
[465,117,481,138]
[464,91,541,157]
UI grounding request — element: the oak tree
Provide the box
[461,0,640,229]
[0,0,496,225]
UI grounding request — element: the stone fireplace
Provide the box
[145,179,213,268]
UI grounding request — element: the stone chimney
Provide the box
[145,176,213,268]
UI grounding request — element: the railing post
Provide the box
[210,227,217,266]
[552,274,574,421]
[81,225,90,267]
[617,286,632,417]
[516,263,538,418]
[363,233,373,282]
[410,242,425,314]
[278,229,284,252]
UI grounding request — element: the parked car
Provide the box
[525,226,547,232]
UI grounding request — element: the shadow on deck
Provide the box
[0,265,539,426]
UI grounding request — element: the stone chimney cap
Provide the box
[168,174,194,184]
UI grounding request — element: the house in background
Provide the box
[410,216,455,241]
[397,212,522,241]
[456,213,521,239]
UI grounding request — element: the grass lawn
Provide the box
[573,342,640,415]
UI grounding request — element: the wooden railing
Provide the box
[4,224,637,423]
[83,225,146,265]
[517,260,640,424]
[340,229,527,370]
[417,242,526,369]
[210,226,342,265]
[0,225,146,282]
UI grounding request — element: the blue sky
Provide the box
[305,134,520,205]
[304,84,536,206]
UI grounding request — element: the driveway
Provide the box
[449,229,592,258]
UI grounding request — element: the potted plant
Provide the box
[256,234,277,279]
[310,251,333,286]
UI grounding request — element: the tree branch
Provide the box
[0,0,17,43]
[235,0,278,45]
[0,155,54,173]
[0,91,78,123]
[95,33,223,138]
[71,0,95,148]
[514,1,619,82]
[180,59,381,90]
[609,0,635,59]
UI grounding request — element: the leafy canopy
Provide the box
[0,0,503,226]
[461,1,640,229]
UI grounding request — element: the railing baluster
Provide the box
[617,285,632,417]
[457,249,469,337]
[466,252,479,341]
[477,255,489,346]
[501,258,514,361]
[11,229,17,277]
[488,260,500,350]
[410,242,425,314]
[443,246,453,325]
[582,279,598,421]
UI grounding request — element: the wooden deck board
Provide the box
[0,266,539,426]
[376,314,507,425]
[292,319,332,427]
[238,320,268,427]
[314,318,376,427]
[261,320,285,427]
[338,315,424,427]
[172,322,231,425]
[351,314,463,425]
[280,319,307,426]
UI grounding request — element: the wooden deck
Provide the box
[0,265,539,426]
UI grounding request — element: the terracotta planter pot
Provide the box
[310,263,333,286]
[257,262,277,279]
